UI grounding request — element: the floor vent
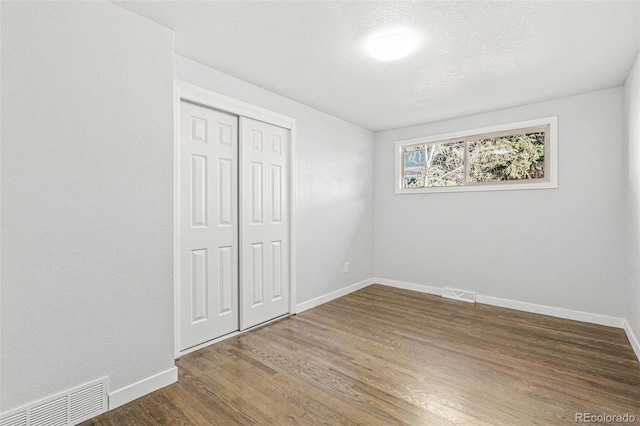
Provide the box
[0,377,108,426]
[442,287,476,303]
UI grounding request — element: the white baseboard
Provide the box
[624,320,640,362]
[108,366,178,410]
[476,294,625,328]
[373,277,442,296]
[373,277,627,329]
[295,278,374,313]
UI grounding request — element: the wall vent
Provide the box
[442,287,476,303]
[0,412,26,426]
[0,377,108,426]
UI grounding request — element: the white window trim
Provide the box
[394,116,558,194]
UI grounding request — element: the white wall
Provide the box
[374,88,627,318]
[175,56,375,305]
[1,1,175,412]
[626,52,640,347]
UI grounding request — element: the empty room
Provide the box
[2,1,640,425]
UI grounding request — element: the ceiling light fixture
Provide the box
[367,31,417,61]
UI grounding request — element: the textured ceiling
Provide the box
[113,1,640,131]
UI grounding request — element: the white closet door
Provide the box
[179,101,239,350]
[240,117,290,329]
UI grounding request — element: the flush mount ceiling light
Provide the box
[366,31,417,61]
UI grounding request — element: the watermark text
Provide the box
[576,413,636,423]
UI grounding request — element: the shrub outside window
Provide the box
[395,117,557,194]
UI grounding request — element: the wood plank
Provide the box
[81,284,640,425]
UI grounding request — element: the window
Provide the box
[395,117,557,194]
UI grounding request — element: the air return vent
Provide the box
[0,412,26,426]
[442,287,476,303]
[0,377,108,426]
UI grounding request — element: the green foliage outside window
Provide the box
[468,132,545,182]
[424,141,464,187]
[402,129,547,189]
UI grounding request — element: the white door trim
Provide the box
[174,80,297,359]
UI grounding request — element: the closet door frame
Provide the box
[174,80,297,358]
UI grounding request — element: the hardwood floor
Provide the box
[82,285,640,425]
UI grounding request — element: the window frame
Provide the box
[394,116,558,194]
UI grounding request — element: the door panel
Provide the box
[240,117,290,329]
[180,101,239,350]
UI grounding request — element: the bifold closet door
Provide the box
[179,101,239,350]
[240,117,290,329]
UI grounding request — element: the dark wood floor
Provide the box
[83,284,640,425]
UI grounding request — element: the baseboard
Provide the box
[624,320,640,362]
[108,366,178,410]
[374,277,626,329]
[374,277,442,296]
[475,294,625,328]
[295,278,374,313]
